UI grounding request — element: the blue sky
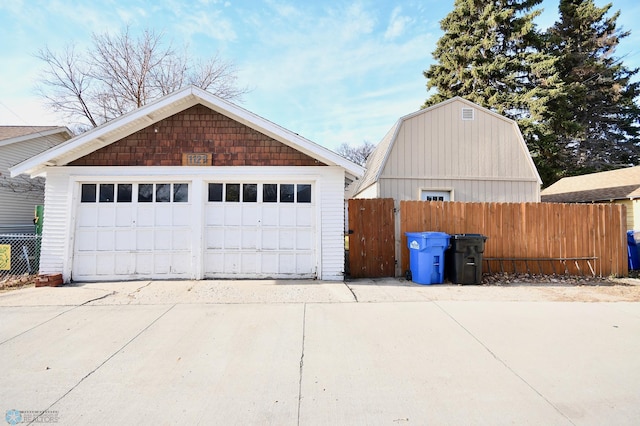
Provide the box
[1,0,639,152]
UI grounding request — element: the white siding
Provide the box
[40,165,346,282]
[39,169,71,277]
[0,133,68,225]
[319,166,348,280]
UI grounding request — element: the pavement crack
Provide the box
[127,281,153,297]
[432,301,577,426]
[0,290,117,345]
[79,291,116,306]
[0,306,78,346]
[297,303,307,426]
[344,281,358,302]
[29,304,177,424]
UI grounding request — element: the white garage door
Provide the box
[204,182,316,279]
[73,182,193,281]
[72,180,316,280]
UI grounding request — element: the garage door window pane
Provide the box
[208,183,223,202]
[117,184,132,202]
[156,184,171,202]
[280,184,294,203]
[263,184,277,202]
[297,184,311,203]
[139,184,153,202]
[99,184,115,202]
[243,184,257,202]
[174,184,189,202]
[226,184,240,202]
[81,184,96,202]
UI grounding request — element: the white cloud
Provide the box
[384,6,412,40]
[0,0,441,147]
[43,0,125,35]
[239,2,432,89]
[234,2,437,147]
[266,0,302,20]
[0,0,25,15]
[115,6,149,24]
[339,2,376,40]
[178,9,237,41]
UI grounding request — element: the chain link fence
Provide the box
[0,233,41,287]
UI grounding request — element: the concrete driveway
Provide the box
[1,279,639,425]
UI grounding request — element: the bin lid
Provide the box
[405,231,450,239]
[451,233,487,240]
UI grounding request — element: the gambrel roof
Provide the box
[351,96,541,197]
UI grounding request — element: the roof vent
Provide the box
[462,108,474,120]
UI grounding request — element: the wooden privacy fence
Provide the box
[400,201,628,278]
[348,198,396,278]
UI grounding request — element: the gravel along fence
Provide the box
[0,234,41,282]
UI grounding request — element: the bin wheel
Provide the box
[405,270,412,281]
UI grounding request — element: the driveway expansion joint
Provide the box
[0,306,79,346]
[297,303,307,426]
[34,304,177,422]
[432,301,577,425]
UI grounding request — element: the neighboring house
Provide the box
[541,166,640,230]
[349,97,541,202]
[0,126,72,232]
[11,86,364,283]
[347,97,541,277]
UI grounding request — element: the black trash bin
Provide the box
[445,234,487,285]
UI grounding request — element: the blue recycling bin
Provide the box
[627,231,640,270]
[406,232,450,284]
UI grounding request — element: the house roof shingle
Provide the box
[0,126,62,142]
[541,166,640,202]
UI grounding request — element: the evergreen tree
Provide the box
[423,0,562,185]
[423,0,554,118]
[545,0,640,181]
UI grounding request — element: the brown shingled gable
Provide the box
[70,104,326,167]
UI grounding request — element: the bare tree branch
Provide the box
[36,26,248,130]
[336,141,376,166]
[35,45,98,127]
[190,55,245,101]
[0,173,45,199]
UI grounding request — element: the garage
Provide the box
[72,179,317,281]
[203,181,316,279]
[73,181,193,281]
[12,86,363,283]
